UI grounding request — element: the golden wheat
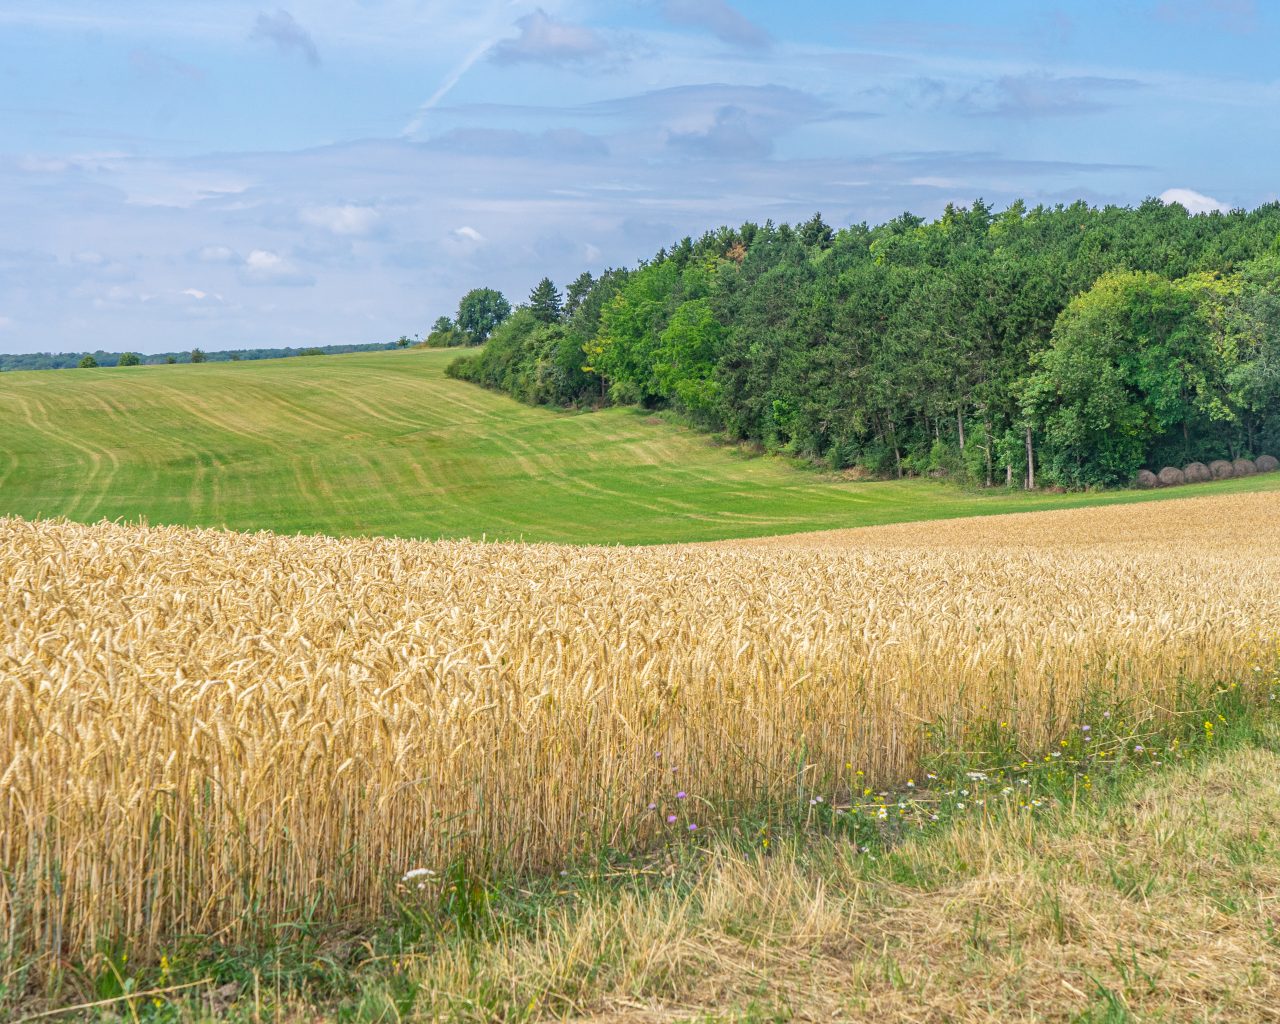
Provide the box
[2,490,1278,972]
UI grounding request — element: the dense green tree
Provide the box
[190,348,206,364]
[456,288,512,345]
[78,354,98,368]
[117,352,141,366]
[441,199,1280,486]
[528,278,563,324]
[564,272,595,317]
[425,316,465,347]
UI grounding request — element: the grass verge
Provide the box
[14,674,1280,1023]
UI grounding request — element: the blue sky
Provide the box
[1,0,1277,354]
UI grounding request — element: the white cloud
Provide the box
[453,226,485,243]
[300,204,382,236]
[1159,187,1230,214]
[193,244,241,264]
[489,10,607,65]
[239,249,314,286]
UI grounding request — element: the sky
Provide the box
[1,1,1278,354]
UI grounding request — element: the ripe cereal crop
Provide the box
[2,489,1277,973]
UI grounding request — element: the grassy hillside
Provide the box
[1,347,1278,544]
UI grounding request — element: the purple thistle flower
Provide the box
[666,814,677,824]
[676,791,687,800]
[647,802,657,810]
[687,823,698,832]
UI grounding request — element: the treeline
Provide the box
[447,198,1280,488]
[0,341,405,373]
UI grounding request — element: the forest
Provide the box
[446,198,1280,488]
[0,340,404,373]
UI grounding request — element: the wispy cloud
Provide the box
[957,73,1143,118]
[251,9,319,67]
[300,205,382,237]
[489,9,608,66]
[1153,0,1258,34]
[428,127,608,159]
[659,0,772,51]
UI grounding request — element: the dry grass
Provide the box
[2,490,1279,978]
[416,738,1280,1023]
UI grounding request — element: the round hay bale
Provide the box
[1183,461,1211,484]
[1209,459,1235,480]
[1233,458,1258,477]
[1158,466,1186,487]
[1134,469,1159,489]
[1256,454,1278,473]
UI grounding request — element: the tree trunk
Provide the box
[957,409,966,451]
[983,418,993,487]
[1006,464,1012,488]
[1025,426,1035,490]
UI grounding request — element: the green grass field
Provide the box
[2,347,1278,544]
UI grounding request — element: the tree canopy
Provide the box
[455,288,512,345]
[448,199,1280,487]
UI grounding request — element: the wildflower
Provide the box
[965,772,987,781]
[647,802,657,810]
[906,779,915,788]
[688,823,698,832]
[955,802,966,809]
[676,791,687,800]
[666,814,677,824]
[1082,725,1090,732]
[876,808,888,820]
[401,868,436,883]
[1133,745,1144,753]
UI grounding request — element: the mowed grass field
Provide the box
[3,347,1279,544]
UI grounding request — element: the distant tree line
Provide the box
[1,341,403,373]
[445,199,1280,488]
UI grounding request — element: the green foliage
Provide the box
[442,200,1280,485]
[190,349,206,364]
[456,288,512,345]
[77,354,99,368]
[0,343,399,373]
[528,277,563,324]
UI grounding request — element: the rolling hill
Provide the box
[1,347,1277,545]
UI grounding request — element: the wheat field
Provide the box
[2,490,1278,975]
